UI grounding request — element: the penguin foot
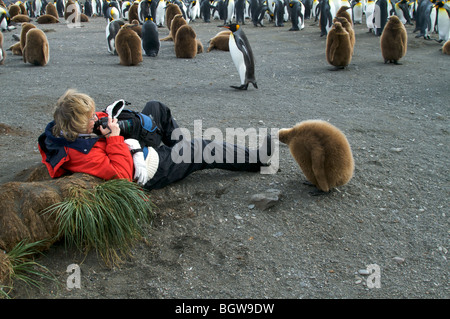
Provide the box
[393,61,402,65]
[329,66,346,71]
[303,181,330,196]
[309,189,330,196]
[230,84,249,90]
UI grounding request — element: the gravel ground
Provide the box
[0,11,448,301]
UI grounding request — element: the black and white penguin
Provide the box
[138,0,151,24]
[0,30,5,65]
[435,0,450,43]
[373,0,388,36]
[121,1,131,20]
[235,0,246,24]
[302,0,313,19]
[319,0,334,36]
[142,18,160,57]
[221,23,257,90]
[393,0,412,25]
[288,0,305,31]
[273,0,285,26]
[56,0,65,17]
[0,7,11,31]
[84,0,93,17]
[155,0,165,26]
[106,19,125,54]
[365,0,375,32]
[200,0,211,22]
[225,0,235,24]
[352,0,363,24]
[251,0,268,27]
[106,2,121,21]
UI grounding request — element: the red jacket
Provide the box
[38,112,134,181]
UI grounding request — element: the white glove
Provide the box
[124,139,149,185]
[106,99,125,119]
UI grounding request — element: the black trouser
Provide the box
[140,101,264,190]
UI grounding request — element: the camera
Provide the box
[93,117,134,137]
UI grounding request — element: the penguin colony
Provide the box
[0,0,448,195]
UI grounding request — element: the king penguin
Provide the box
[0,30,5,65]
[142,18,160,57]
[221,23,257,90]
[106,18,125,54]
[435,1,450,43]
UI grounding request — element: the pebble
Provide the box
[250,189,282,210]
[358,269,370,275]
[390,147,403,153]
[273,231,283,238]
[392,256,405,264]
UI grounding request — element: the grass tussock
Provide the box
[44,179,155,266]
[0,240,55,299]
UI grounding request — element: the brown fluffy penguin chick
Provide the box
[0,31,5,65]
[443,40,450,55]
[20,23,36,51]
[8,5,21,18]
[23,28,50,66]
[326,22,352,70]
[207,30,231,52]
[9,42,22,55]
[126,20,142,38]
[128,2,139,22]
[161,14,186,42]
[37,14,60,24]
[174,24,197,58]
[45,2,59,18]
[336,6,353,27]
[380,15,407,64]
[165,3,182,31]
[334,16,354,54]
[115,24,143,66]
[11,14,32,23]
[278,120,354,195]
[197,39,204,53]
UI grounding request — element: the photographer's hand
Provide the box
[124,138,149,185]
[99,117,120,137]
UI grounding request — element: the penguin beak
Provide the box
[219,25,230,29]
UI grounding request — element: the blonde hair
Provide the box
[52,89,96,141]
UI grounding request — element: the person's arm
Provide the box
[63,116,134,180]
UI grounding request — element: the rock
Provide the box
[392,256,405,264]
[358,269,370,275]
[249,189,282,210]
